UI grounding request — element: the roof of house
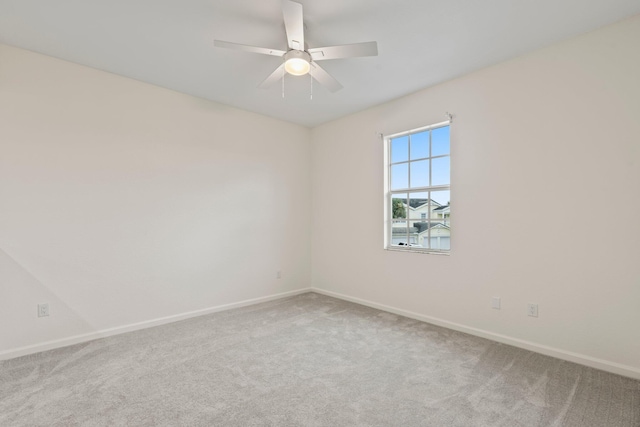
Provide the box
[392,227,419,235]
[409,199,442,209]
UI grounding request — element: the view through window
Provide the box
[386,122,450,252]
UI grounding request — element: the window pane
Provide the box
[391,163,408,190]
[391,136,409,163]
[408,192,429,220]
[430,237,450,250]
[431,156,450,186]
[429,215,451,250]
[391,220,410,246]
[413,221,428,248]
[444,213,451,250]
[410,131,429,160]
[430,190,450,251]
[410,160,429,188]
[390,194,407,219]
[430,190,450,207]
[409,191,429,249]
[432,126,450,156]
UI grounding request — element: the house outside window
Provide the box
[385,122,451,253]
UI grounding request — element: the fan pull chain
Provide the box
[310,73,313,100]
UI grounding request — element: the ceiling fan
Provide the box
[214,0,378,93]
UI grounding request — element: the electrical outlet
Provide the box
[276,270,282,279]
[527,303,538,317]
[491,297,501,309]
[38,303,49,317]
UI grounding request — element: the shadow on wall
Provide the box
[0,247,94,354]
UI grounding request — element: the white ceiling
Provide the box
[1,1,639,127]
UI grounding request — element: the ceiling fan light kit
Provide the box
[214,0,378,93]
[283,50,311,76]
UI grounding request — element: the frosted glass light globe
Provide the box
[285,58,310,75]
[283,50,311,76]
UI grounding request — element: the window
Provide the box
[385,122,451,253]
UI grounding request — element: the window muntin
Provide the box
[386,122,451,253]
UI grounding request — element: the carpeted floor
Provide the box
[1,292,639,426]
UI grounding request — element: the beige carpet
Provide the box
[1,292,639,426]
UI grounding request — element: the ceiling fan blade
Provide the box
[282,0,304,51]
[214,40,286,57]
[309,41,378,61]
[309,62,343,92]
[258,63,286,89]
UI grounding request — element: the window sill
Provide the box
[384,247,450,256]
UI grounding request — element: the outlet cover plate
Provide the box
[38,303,49,317]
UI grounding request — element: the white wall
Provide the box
[0,44,312,356]
[311,16,640,377]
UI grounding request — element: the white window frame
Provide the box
[384,120,451,254]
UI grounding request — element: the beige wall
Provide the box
[311,16,640,377]
[0,44,312,356]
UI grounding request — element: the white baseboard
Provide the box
[0,287,312,361]
[5,286,639,380]
[311,287,640,380]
